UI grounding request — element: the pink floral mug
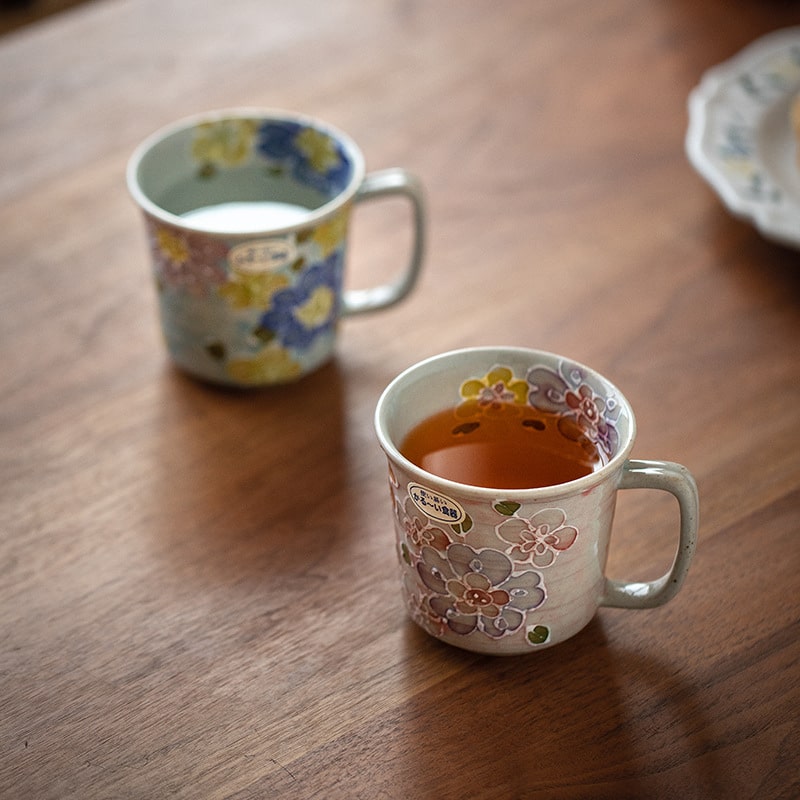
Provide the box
[127,109,425,386]
[374,347,699,655]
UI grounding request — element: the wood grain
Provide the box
[1,1,799,798]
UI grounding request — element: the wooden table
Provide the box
[2,1,798,797]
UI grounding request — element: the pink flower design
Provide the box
[566,384,603,430]
[564,384,618,459]
[146,218,229,296]
[495,508,578,568]
[527,364,620,460]
[478,381,516,408]
[449,571,510,619]
[401,498,451,553]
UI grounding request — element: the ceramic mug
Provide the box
[127,109,425,386]
[374,347,699,655]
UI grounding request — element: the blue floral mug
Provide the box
[127,109,425,386]
[375,347,699,655]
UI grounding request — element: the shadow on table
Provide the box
[145,357,352,582]
[706,208,800,296]
[391,618,725,799]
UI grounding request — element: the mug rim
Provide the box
[126,107,367,238]
[374,346,638,500]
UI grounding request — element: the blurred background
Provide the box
[0,0,93,33]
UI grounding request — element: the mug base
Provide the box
[406,609,595,656]
[162,328,338,388]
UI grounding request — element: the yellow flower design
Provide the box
[293,285,335,328]
[192,119,258,167]
[218,271,290,309]
[458,367,529,417]
[294,127,340,173]
[156,227,189,263]
[226,345,301,385]
[312,209,349,257]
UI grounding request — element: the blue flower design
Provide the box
[293,152,352,197]
[257,121,303,160]
[256,121,353,199]
[258,254,343,349]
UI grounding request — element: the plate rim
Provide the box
[686,26,800,249]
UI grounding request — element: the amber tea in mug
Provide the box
[400,402,605,489]
[375,347,699,655]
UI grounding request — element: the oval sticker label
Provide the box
[229,237,297,274]
[407,483,466,524]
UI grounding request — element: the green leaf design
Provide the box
[494,500,521,516]
[451,513,473,535]
[205,341,226,360]
[527,625,550,645]
[401,542,411,565]
[252,325,276,344]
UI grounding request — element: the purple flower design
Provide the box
[527,364,620,459]
[496,508,578,568]
[258,253,343,349]
[417,543,545,638]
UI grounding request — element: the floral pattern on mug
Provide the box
[417,543,546,638]
[192,119,259,171]
[401,497,451,553]
[147,219,229,296]
[226,342,302,385]
[457,366,529,418]
[256,254,342,350]
[495,507,579,568]
[527,363,620,459]
[392,484,559,642]
[218,269,291,310]
[256,121,352,199]
[312,207,350,257]
[134,111,381,387]
[403,572,448,638]
[150,207,349,384]
[383,356,643,650]
[294,127,342,173]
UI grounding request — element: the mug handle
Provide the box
[600,459,699,609]
[340,168,426,316]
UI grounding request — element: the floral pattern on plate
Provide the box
[686,27,800,249]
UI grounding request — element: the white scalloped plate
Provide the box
[686,27,800,249]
